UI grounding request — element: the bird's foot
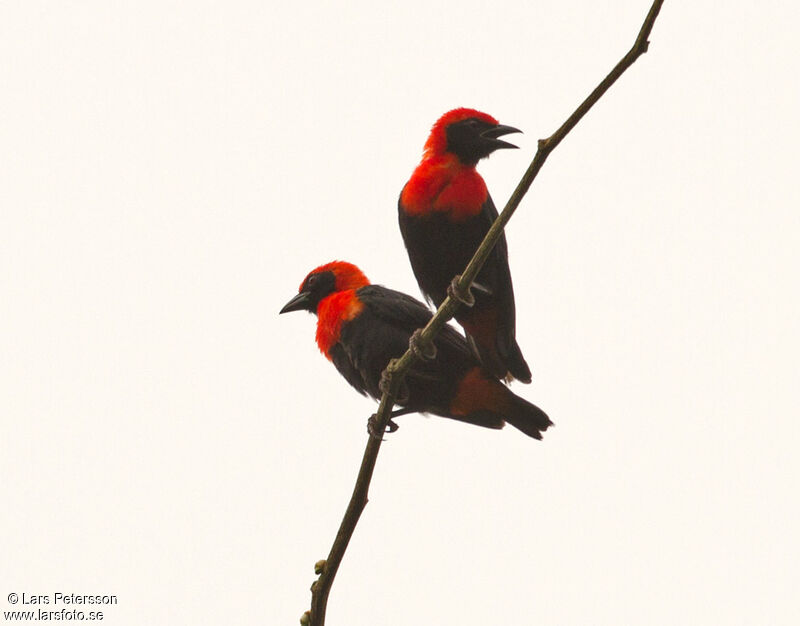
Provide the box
[367,414,400,440]
[408,328,436,361]
[378,359,402,396]
[379,362,409,403]
[447,275,475,307]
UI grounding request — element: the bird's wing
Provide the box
[328,343,368,396]
[478,193,515,318]
[357,285,473,360]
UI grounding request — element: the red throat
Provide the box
[303,261,370,359]
[315,291,364,359]
[400,155,489,221]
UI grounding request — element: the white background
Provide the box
[2,1,798,624]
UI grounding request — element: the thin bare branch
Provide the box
[307,2,665,623]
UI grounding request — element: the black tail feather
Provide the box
[504,395,552,440]
[495,331,532,384]
[468,330,533,384]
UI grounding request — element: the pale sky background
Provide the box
[1,1,798,625]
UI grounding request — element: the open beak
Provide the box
[279,291,311,314]
[481,124,522,150]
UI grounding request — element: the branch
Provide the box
[305,2,665,624]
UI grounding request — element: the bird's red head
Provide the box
[422,108,520,165]
[424,108,498,156]
[301,261,369,293]
[280,261,370,315]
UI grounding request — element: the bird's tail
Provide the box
[448,367,552,439]
[465,332,532,384]
[500,335,533,384]
[460,307,532,384]
[503,391,553,440]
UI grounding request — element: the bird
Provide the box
[279,260,552,439]
[398,107,532,383]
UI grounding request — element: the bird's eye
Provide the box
[307,275,317,287]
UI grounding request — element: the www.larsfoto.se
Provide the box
[5,607,105,621]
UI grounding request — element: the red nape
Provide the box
[448,367,510,417]
[315,290,364,359]
[400,155,488,222]
[301,260,370,293]
[423,108,499,158]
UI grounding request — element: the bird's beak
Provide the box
[279,291,311,314]
[481,124,522,150]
